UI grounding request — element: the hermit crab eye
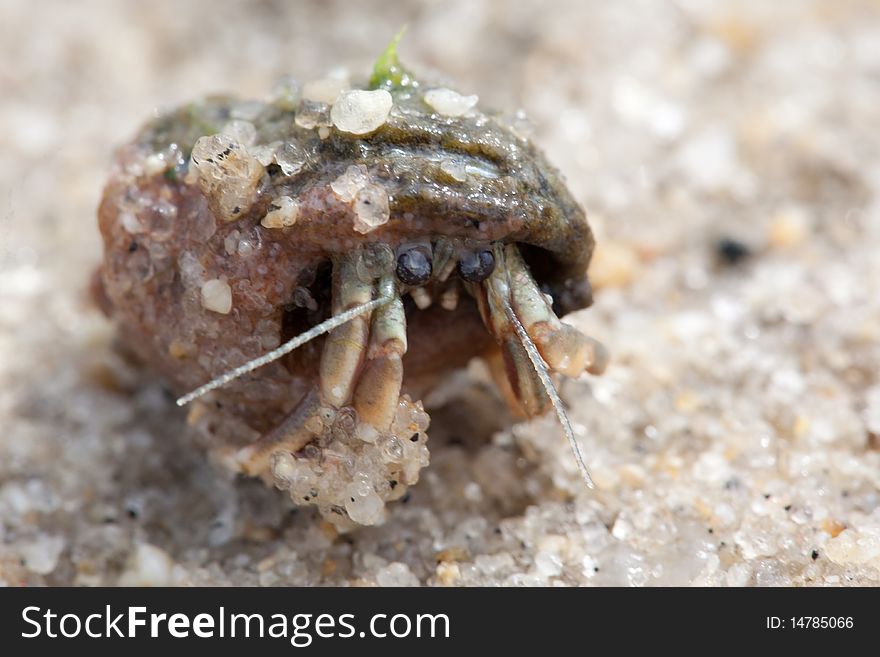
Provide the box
[457,248,495,282]
[395,247,433,286]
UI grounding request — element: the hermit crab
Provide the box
[94,39,607,526]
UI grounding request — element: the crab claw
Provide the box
[472,243,607,417]
[532,323,609,377]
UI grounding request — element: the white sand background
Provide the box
[2,0,879,585]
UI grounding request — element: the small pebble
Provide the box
[303,77,349,104]
[200,279,232,314]
[119,543,175,586]
[375,562,420,587]
[331,164,370,202]
[353,184,390,233]
[768,208,809,249]
[261,196,301,228]
[331,89,393,135]
[424,88,478,117]
[716,238,751,265]
[589,240,640,288]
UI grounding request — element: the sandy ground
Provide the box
[2,0,880,586]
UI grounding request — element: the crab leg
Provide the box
[474,244,607,416]
[478,268,551,417]
[478,244,601,486]
[235,387,323,476]
[504,245,608,377]
[483,346,529,417]
[353,275,407,433]
[234,251,378,475]
[319,252,375,406]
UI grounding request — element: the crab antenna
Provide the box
[176,293,395,407]
[503,300,595,489]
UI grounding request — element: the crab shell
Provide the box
[95,82,604,525]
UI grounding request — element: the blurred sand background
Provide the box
[2,0,880,585]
